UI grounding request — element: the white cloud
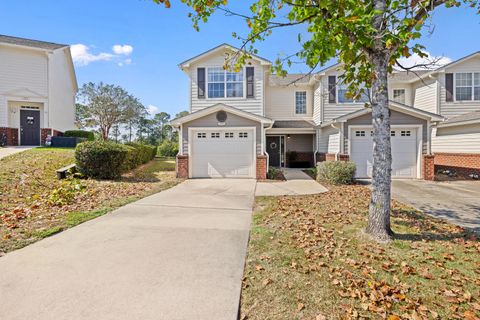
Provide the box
[71,44,114,66]
[396,51,452,70]
[147,105,159,116]
[112,44,133,56]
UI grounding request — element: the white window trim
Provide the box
[206,66,246,100]
[454,72,480,102]
[392,88,406,104]
[294,90,307,115]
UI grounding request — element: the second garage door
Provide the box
[190,128,255,178]
[350,127,419,178]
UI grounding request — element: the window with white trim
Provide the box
[295,91,307,114]
[197,133,206,139]
[207,67,244,98]
[401,130,411,137]
[225,132,234,138]
[211,132,220,138]
[355,130,366,137]
[392,89,406,104]
[455,72,480,101]
[338,83,370,103]
[239,132,248,138]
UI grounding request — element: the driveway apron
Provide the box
[0,179,256,320]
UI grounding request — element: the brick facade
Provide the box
[323,153,350,162]
[0,127,19,146]
[176,155,189,178]
[256,155,267,180]
[40,128,52,145]
[286,151,314,168]
[434,152,480,178]
[423,155,435,181]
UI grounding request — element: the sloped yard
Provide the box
[241,184,480,320]
[0,148,179,254]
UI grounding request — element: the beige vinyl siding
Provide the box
[265,85,313,120]
[432,124,480,154]
[389,83,413,106]
[0,45,48,127]
[318,126,340,153]
[439,59,480,118]
[285,134,314,152]
[313,82,322,124]
[48,48,76,132]
[189,52,265,116]
[182,111,262,155]
[412,79,438,114]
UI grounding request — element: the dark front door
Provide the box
[267,136,283,167]
[20,110,40,146]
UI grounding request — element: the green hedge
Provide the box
[75,141,157,179]
[64,130,95,141]
[76,141,131,179]
[317,161,356,185]
[157,140,178,157]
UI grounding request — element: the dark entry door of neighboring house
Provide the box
[266,136,284,167]
[20,110,41,146]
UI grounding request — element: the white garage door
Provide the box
[350,127,418,178]
[190,128,255,178]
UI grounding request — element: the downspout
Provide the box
[264,121,274,172]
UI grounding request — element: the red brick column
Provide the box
[256,155,267,180]
[176,155,189,179]
[325,153,336,161]
[338,154,350,162]
[325,153,350,162]
[41,128,52,145]
[423,154,435,181]
[0,127,19,146]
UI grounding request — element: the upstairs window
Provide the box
[393,89,406,104]
[455,72,480,101]
[207,67,244,98]
[338,83,370,103]
[295,91,307,114]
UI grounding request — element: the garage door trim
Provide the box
[348,124,423,179]
[188,126,257,179]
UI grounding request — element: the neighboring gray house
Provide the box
[171,44,479,179]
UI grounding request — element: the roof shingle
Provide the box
[0,34,67,51]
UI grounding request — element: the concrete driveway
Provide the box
[392,180,480,232]
[0,146,34,160]
[0,179,256,320]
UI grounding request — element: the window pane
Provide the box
[208,68,224,82]
[456,87,472,101]
[338,88,354,103]
[475,87,480,101]
[456,73,472,86]
[226,83,243,97]
[208,83,225,98]
[226,70,243,82]
[295,91,307,114]
[393,89,405,104]
[474,73,480,86]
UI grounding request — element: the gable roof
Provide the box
[320,101,444,127]
[0,34,67,51]
[272,120,316,128]
[170,103,274,127]
[438,110,480,127]
[178,43,271,69]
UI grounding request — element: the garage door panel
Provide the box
[351,127,418,179]
[191,129,255,178]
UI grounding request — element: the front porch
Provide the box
[265,120,317,168]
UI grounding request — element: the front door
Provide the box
[20,110,40,146]
[266,136,284,167]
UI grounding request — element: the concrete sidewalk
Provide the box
[0,179,256,320]
[256,168,328,196]
[0,146,34,160]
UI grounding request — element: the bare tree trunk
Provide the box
[366,53,394,242]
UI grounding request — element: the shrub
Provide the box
[317,161,356,185]
[75,141,131,179]
[64,130,95,141]
[157,140,178,157]
[125,143,157,169]
[267,167,285,180]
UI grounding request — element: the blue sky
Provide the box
[0,0,478,117]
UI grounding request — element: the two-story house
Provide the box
[0,35,78,146]
[171,44,479,180]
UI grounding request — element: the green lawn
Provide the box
[0,148,179,254]
[240,184,480,320]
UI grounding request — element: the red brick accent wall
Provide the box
[286,152,314,167]
[325,153,350,162]
[434,153,480,178]
[0,127,19,146]
[423,155,435,181]
[316,152,326,163]
[256,155,267,180]
[53,130,63,137]
[176,155,189,179]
